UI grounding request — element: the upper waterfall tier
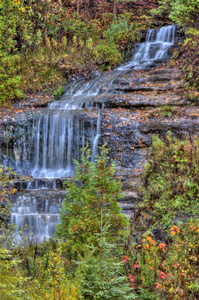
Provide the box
[146,26,175,43]
[49,25,176,109]
[118,25,176,71]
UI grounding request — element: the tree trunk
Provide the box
[77,0,80,14]
[89,0,94,19]
[113,0,117,17]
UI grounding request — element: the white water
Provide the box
[14,111,101,178]
[7,25,176,241]
[118,25,176,70]
[11,194,62,241]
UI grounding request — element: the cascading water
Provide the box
[14,111,99,178]
[118,25,176,70]
[3,25,176,241]
[11,193,64,241]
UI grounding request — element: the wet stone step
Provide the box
[13,176,82,191]
[147,69,182,76]
[115,85,179,93]
[120,191,140,202]
[119,202,135,218]
[118,201,135,211]
[10,191,66,214]
[146,74,182,83]
[14,178,64,190]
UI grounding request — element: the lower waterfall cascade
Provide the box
[0,25,177,241]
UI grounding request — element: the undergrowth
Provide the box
[126,134,199,299]
[0,2,144,106]
[136,134,199,231]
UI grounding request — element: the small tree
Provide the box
[76,220,134,300]
[56,144,129,257]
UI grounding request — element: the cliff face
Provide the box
[98,66,199,208]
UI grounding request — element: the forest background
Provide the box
[1,0,199,299]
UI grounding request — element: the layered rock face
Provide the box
[1,25,198,240]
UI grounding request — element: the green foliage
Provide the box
[43,243,81,300]
[182,30,199,90]
[77,221,134,300]
[170,26,199,92]
[87,39,122,68]
[53,85,64,100]
[0,248,26,300]
[69,17,141,69]
[137,134,199,229]
[0,166,26,299]
[1,238,81,300]
[0,73,23,106]
[125,137,199,298]
[151,0,199,27]
[0,0,23,105]
[62,13,89,43]
[147,106,175,118]
[0,166,16,234]
[158,106,174,118]
[105,20,134,47]
[56,144,129,257]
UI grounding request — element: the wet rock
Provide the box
[147,74,182,83]
[120,191,140,202]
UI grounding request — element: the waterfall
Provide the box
[118,25,176,70]
[14,111,100,178]
[2,25,176,241]
[11,193,63,242]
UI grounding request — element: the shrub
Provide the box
[0,166,25,299]
[56,144,129,257]
[105,19,134,47]
[30,242,81,299]
[125,135,199,298]
[93,41,122,67]
[127,220,199,299]
[13,240,81,299]
[53,85,64,100]
[0,248,26,300]
[0,0,23,106]
[137,134,199,230]
[0,74,23,106]
[0,165,16,236]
